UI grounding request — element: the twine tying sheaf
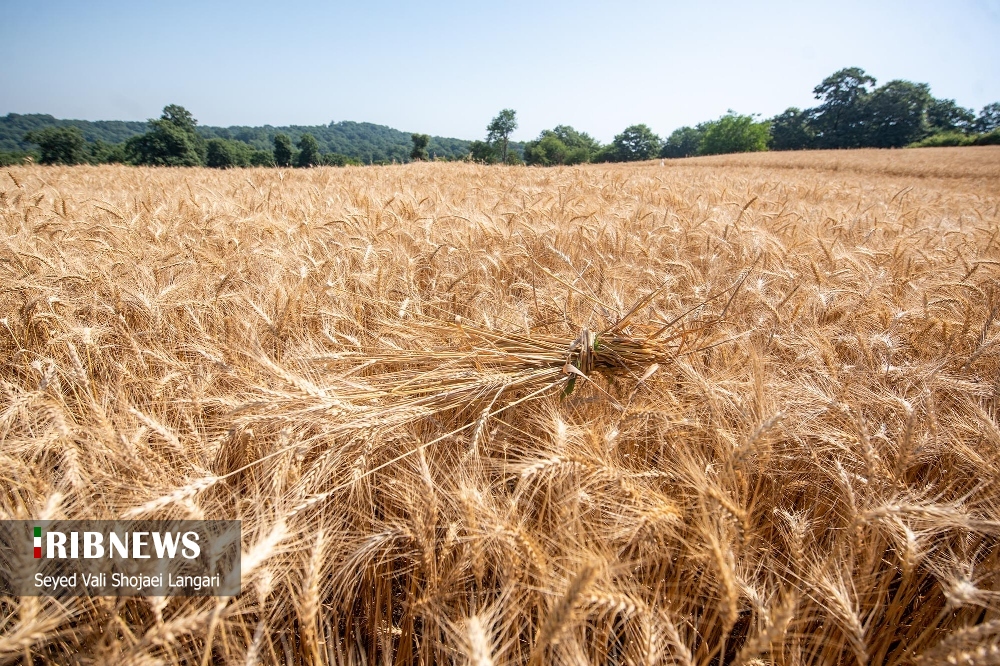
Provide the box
[568,327,598,376]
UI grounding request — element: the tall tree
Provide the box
[486,109,518,164]
[975,103,1000,133]
[410,133,430,161]
[523,134,568,166]
[864,80,932,148]
[468,140,498,164]
[23,126,86,164]
[86,139,126,164]
[768,108,814,151]
[660,126,704,158]
[273,133,294,167]
[523,125,598,165]
[927,98,975,134]
[206,138,256,168]
[609,124,661,161]
[811,67,876,148]
[698,112,770,155]
[160,105,198,136]
[296,133,321,167]
[125,104,204,166]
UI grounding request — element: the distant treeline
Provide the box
[0,110,475,167]
[4,67,998,168]
[519,67,999,166]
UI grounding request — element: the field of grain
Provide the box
[1,148,999,665]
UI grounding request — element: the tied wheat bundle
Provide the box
[228,269,751,490]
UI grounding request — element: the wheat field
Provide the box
[1,147,999,665]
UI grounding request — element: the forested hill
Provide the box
[0,114,148,150]
[0,113,472,163]
[197,121,471,163]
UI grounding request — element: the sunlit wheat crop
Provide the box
[1,147,999,665]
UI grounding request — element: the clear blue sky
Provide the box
[2,0,998,143]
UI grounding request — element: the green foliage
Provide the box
[86,140,127,164]
[762,70,996,153]
[549,125,599,163]
[927,98,975,134]
[126,105,205,166]
[976,103,1000,133]
[410,133,430,161]
[909,127,1000,148]
[125,125,202,166]
[486,109,518,164]
[160,105,198,136]
[206,139,238,168]
[0,150,34,166]
[23,126,87,164]
[768,108,814,151]
[206,138,262,168]
[125,124,201,166]
[524,134,568,166]
[660,126,704,158]
[2,114,475,165]
[0,113,148,152]
[249,149,275,167]
[467,140,499,164]
[909,132,975,147]
[810,67,877,149]
[864,80,932,148]
[296,133,321,167]
[697,112,770,155]
[590,144,617,163]
[602,124,660,162]
[974,128,1000,145]
[323,153,362,166]
[200,121,473,163]
[273,133,294,167]
[523,125,598,165]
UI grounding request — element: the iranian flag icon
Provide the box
[33,526,41,558]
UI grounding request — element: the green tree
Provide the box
[296,133,321,167]
[550,125,598,163]
[160,105,198,136]
[975,103,1000,133]
[864,80,932,148]
[23,126,86,164]
[410,133,430,161]
[323,153,362,166]
[768,108,814,151]
[660,126,704,158]
[524,134,568,166]
[249,149,274,167]
[698,112,770,155]
[486,109,518,164]
[974,129,1000,145]
[125,104,205,166]
[0,150,33,166]
[811,67,876,148]
[609,124,661,161]
[86,139,126,164]
[273,133,294,166]
[927,98,975,134]
[523,125,598,166]
[125,123,201,166]
[468,140,499,164]
[206,138,257,168]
